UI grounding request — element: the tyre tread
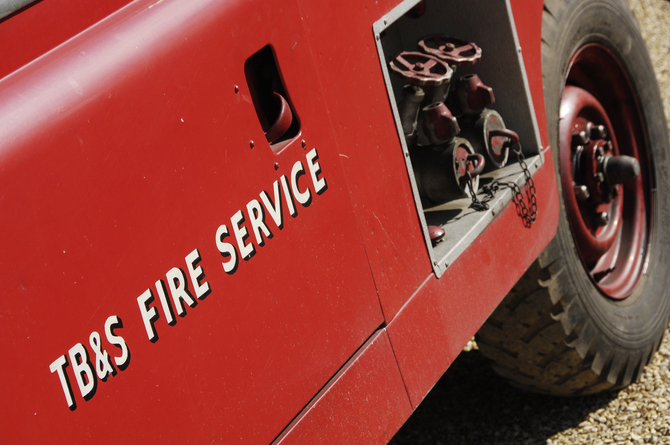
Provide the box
[476,0,669,397]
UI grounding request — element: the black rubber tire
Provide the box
[476,0,670,396]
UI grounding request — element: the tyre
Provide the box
[476,0,670,395]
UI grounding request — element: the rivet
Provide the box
[274,162,279,170]
[302,139,306,149]
[250,140,254,149]
[234,85,239,94]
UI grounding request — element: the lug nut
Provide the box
[589,124,607,140]
[596,212,610,226]
[574,184,590,201]
[572,130,589,145]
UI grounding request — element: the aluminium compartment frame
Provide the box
[373,0,545,277]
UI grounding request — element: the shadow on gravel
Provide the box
[389,349,618,445]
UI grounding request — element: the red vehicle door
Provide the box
[0,0,386,443]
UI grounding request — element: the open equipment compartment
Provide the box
[374,0,544,277]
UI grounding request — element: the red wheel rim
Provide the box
[559,44,652,300]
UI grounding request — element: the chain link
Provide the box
[466,170,489,211]
[467,142,538,226]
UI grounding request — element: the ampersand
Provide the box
[89,331,115,380]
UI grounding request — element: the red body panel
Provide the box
[386,154,559,408]
[0,0,133,80]
[0,0,558,443]
[510,0,549,149]
[295,0,433,322]
[274,330,412,445]
[1,1,384,443]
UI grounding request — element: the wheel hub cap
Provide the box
[559,44,651,300]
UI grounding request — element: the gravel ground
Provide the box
[389,1,670,443]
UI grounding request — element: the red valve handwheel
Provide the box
[418,35,482,66]
[389,51,453,86]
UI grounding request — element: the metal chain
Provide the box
[509,144,538,225]
[467,142,538,226]
[466,170,489,211]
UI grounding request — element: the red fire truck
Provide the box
[1,0,668,442]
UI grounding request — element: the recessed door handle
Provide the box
[265,92,293,144]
